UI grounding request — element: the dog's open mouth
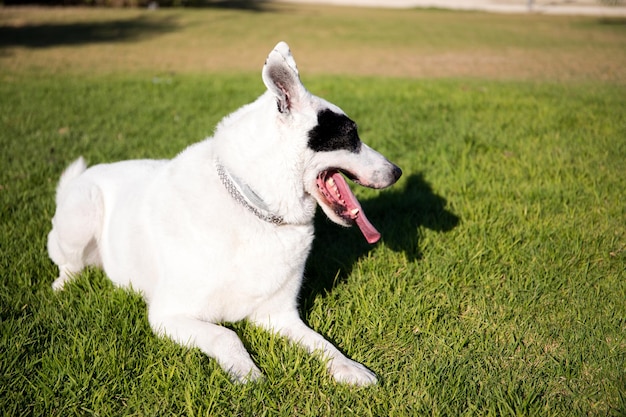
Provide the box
[316,170,381,244]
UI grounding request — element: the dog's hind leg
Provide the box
[148,312,263,383]
[48,181,103,291]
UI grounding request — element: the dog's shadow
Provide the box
[300,172,460,313]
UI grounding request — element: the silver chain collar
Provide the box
[215,160,285,226]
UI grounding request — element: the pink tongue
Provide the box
[354,210,382,244]
[330,172,381,244]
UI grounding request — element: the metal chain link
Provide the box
[215,161,284,226]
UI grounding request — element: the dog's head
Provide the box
[262,42,402,243]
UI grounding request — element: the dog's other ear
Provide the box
[262,41,304,114]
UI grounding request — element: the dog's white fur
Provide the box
[48,42,400,385]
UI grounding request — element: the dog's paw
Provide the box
[329,358,378,386]
[52,268,80,291]
[227,363,264,384]
[51,275,70,291]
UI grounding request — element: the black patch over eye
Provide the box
[307,109,361,153]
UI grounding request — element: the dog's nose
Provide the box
[391,164,402,183]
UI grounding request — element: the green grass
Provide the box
[2,5,626,417]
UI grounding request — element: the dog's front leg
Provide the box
[252,311,378,386]
[149,313,262,383]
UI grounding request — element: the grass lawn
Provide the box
[1,4,625,416]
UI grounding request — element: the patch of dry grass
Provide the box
[1,4,625,82]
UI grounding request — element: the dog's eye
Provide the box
[307,110,361,153]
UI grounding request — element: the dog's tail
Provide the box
[55,157,87,205]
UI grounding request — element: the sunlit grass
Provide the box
[1,4,625,416]
[1,72,624,415]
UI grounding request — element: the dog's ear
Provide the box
[262,42,304,114]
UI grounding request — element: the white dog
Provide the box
[48,42,402,386]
